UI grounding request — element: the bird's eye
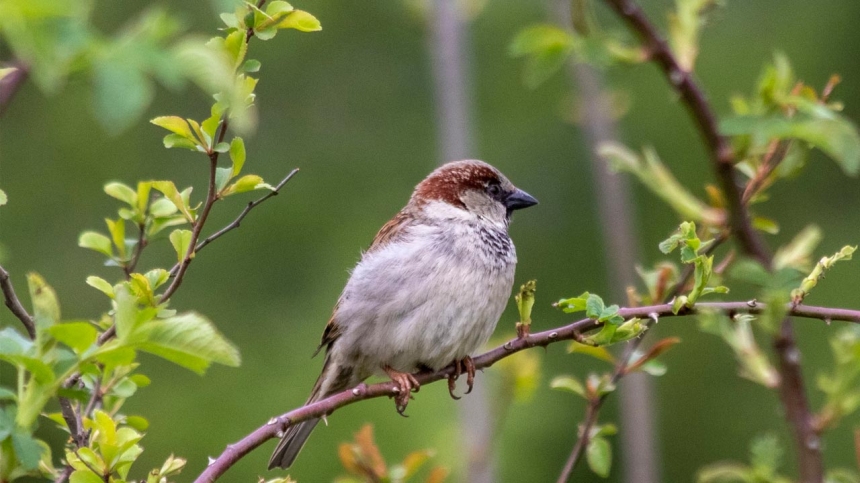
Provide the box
[486,182,502,198]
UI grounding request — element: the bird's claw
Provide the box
[447,356,476,399]
[384,366,420,417]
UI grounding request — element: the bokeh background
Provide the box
[3,0,860,481]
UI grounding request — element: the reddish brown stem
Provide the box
[193,300,860,482]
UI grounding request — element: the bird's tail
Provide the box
[268,355,353,470]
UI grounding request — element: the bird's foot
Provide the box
[447,356,476,399]
[384,366,420,416]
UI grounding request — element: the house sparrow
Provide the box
[269,159,537,470]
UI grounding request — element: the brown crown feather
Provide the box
[411,160,502,209]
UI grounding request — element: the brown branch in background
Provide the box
[600,1,823,480]
[553,0,656,480]
[601,0,770,266]
[0,61,29,117]
[426,1,494,481]
[0,264,36,339]
[194,300,860,483]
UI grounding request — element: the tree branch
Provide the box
[180,168,299,261]
[599,1,822,479]
[600,0,770,266]
[0,264,36,339]
[193,300,859,483]
[556,233,726,481]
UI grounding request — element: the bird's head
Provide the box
[410,160,538,225]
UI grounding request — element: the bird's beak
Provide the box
[504,188,538,211]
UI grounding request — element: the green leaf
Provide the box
[222,174,270,196]
[229,137,246,176]
[79,231,113,257]
[721,114,860,176]
[125,415,149,431]
[586,436,612,478]
[201,103,224,140]
[255,26,278,41]
[243,59,261,73]
[49,322,98,353]
[267,1,294,17]
[169,229,194,263]
[106,218,126,259]
[12,431,42,470]
[86,276,115,298]
[276,10,322,32]
[151,181,194,223]
[163,133,200,150]
[567,342,616,363]
[0,387,16,401]
[104,182,137,206]
[555,292,590,313]
[132,312,241,374]
[70,470,105,483]
[150,116,195,139]
[549,375,586,398]
[774,225,822,271]
[585,294,605,320]
[28,272,60,332]
[215,167,234,193]
[509,25,574,88]
[0,189,6,206]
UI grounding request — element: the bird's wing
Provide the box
[314,209,415,356]
[365,209,413,253]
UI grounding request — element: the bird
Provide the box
[268,159,538,470]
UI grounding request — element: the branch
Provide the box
[159,120,227,302]
[600,0,770,266]
[193,300,860,483]
[182,168,299,260]
[599,1,823,479]
[0,264,36,339]
[557,233,726,481]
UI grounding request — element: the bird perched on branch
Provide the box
[269,159,537,470]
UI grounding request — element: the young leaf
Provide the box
[509,25,575,88]
[49,322,98,353]
[229,137,246,176]
[151,181,194,223]
[79,231,114,257]
[586,436,612,478]
[106,218,126,259]
[0,189,6,206]
[550,375,586,399]
[221,174,270,196]
[150,116,195,140]
[276,10,322,32]
[104,182,137,206]
[27,273,60,331]
[555,292,590,313]
[169,229,194,263]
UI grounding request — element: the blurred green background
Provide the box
[3,0,860,481]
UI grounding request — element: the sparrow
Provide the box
[269,159,537,470]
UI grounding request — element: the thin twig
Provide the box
[193,300,860,483]
[601,0,770,265]
[556,234,726,482]
[159,120,228,302]
[0,264,36,339]
[187,168,299,258]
